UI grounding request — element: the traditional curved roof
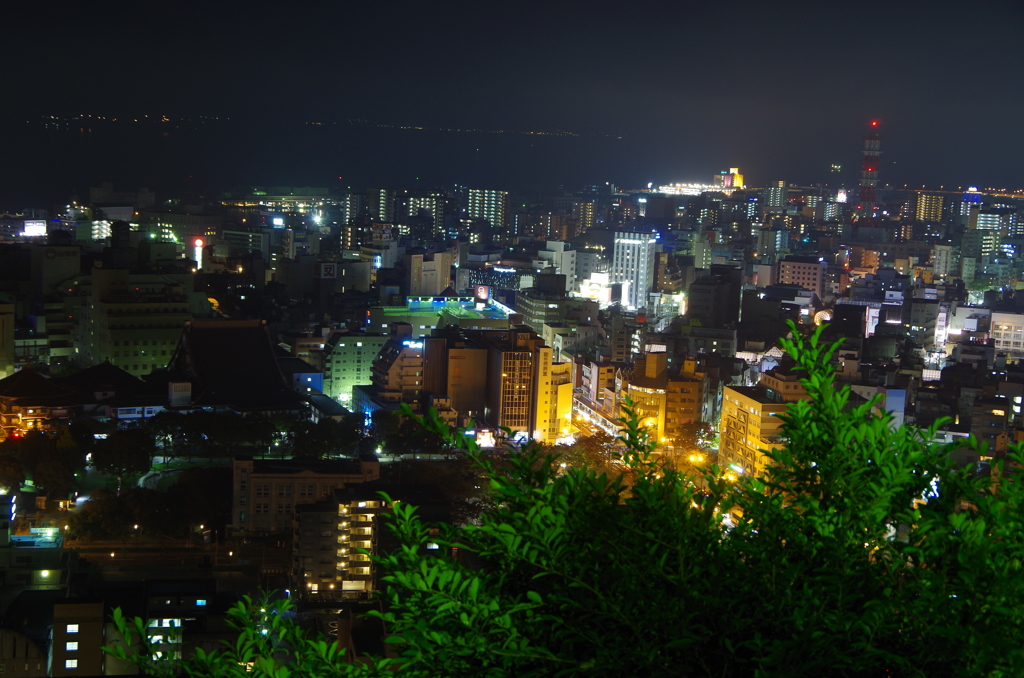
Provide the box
[0,366,79,407]
[166,319,305,411]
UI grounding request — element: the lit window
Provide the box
[66,624,79,633]
[196,599,207,606]
[64,660,78,669]
[66,642,79,651]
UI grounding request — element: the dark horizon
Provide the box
[4,0,1024,209]
[2,111,1015,210]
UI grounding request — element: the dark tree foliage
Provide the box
[109,324,1024,677]
[388,457,492,526]
[54,423,86,472]
[371,410,450,458]
[290,417,361,460]
[165,466,232,531]
[91,426,155,491]
[0,454,25,493]
[32,453,74,498]
[68,489,132,541]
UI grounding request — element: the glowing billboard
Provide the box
[22,220,46,237]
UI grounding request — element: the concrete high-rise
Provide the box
[478,326,566,443]
[915,194,944,222]
[407,191,447,236]
[75,267,201,375]
[932,244,956,279]
[761,181,787,212]
[612,230,658,310]
[779,255,826,301]
[406,250,455,296]
[467,189,508,230]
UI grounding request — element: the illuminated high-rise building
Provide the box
[467,189,508,230]
[975,208,1012,236]
[779,255,826,301]
[612,230,658,310]
[75,267,199,375]
[322,331,390,407]
[367,188,398,223]
[761,181,787,212]
[537,213,579,241]
[480,326,561,443]
[713,168,745,189]
[572,200,599,232]
[915,193,944,222]
[621,352,707,445]
[720,367,809,477]
[954,188,984,228]
[407,191,447,236]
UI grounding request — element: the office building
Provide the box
[621,352,706,445]
[756,225,789,261]
[75,267,199,376]
[479,326,562,442]
[611,231,657,310]
[230,457,381,538]
[537,213,579,241]
[406,250,455,296]
[353,324,490,427]
[932,244,955,279]
[779,255,826,301]
[533,241,579,291]
[961,230,999,262]
[719,368,808,476]
[991,312,1024,360]
[352,323,431,417]
[322,332,390,407]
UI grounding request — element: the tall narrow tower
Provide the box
[858,120,882,217]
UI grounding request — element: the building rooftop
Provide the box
[0,366,78,403]
[373,297,510,321]
[242,457,375,476]
[164,319,306,411]
[727,385,790,406]
[52,361,156,399]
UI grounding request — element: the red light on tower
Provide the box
[858,121,882,216]
[194,238,204,247]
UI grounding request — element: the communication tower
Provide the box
[858,120,881,217]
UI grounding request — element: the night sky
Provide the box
[4,0,1024,207]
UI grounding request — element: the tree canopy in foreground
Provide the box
[108,324,1024,677]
